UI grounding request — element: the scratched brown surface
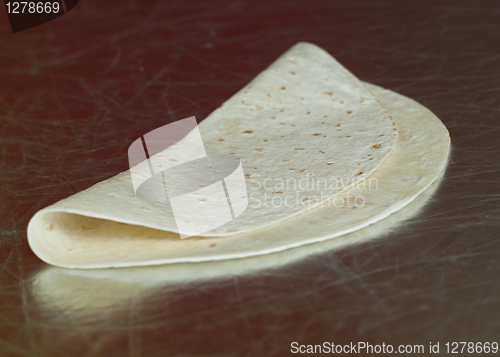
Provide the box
[1,0,500,356]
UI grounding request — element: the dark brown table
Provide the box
[1,0,499,355]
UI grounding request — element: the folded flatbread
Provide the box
[27,43,450,268]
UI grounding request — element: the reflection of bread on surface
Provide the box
[32,168,445,314]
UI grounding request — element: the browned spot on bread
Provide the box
[324,92,333,96]
[272,191,283,194]
[357,172,363,176]
[380,134,384,137]
[346,136,351,138]
[290,124,296,127]
[290,71,296,75]
[244,173,252,178]
[327,163,333,165]
[297,169,306,173]
[46,224,54,231]
[271,116,276,119]
[281,86,286,90]
[263,139,268,142]
[199,198,207,202]
[169,158,178,161]
[306,112,311,115]
[217,138,225,142]
[313,133,321,136]
[340,100,344,104]
[295,147,305,150]
[371,144,381,149]
[319,151,325,154]
[347,110,352,114]
[282,159,290,162]
[209,243,216,248]
[397,129,411,143]
[267,93,271,97]
[289,59,297,64]
[243,130,253,134]
[308,221,317,224]
[279,122,286,125]
[229,152,236,154]
[335,123,341,127]
[302,197,310,202]
[255,147,264,152]
[279,109,284,112]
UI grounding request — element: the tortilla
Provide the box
[27,79,450,268]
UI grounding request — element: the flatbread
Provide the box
[27,81,450,268]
